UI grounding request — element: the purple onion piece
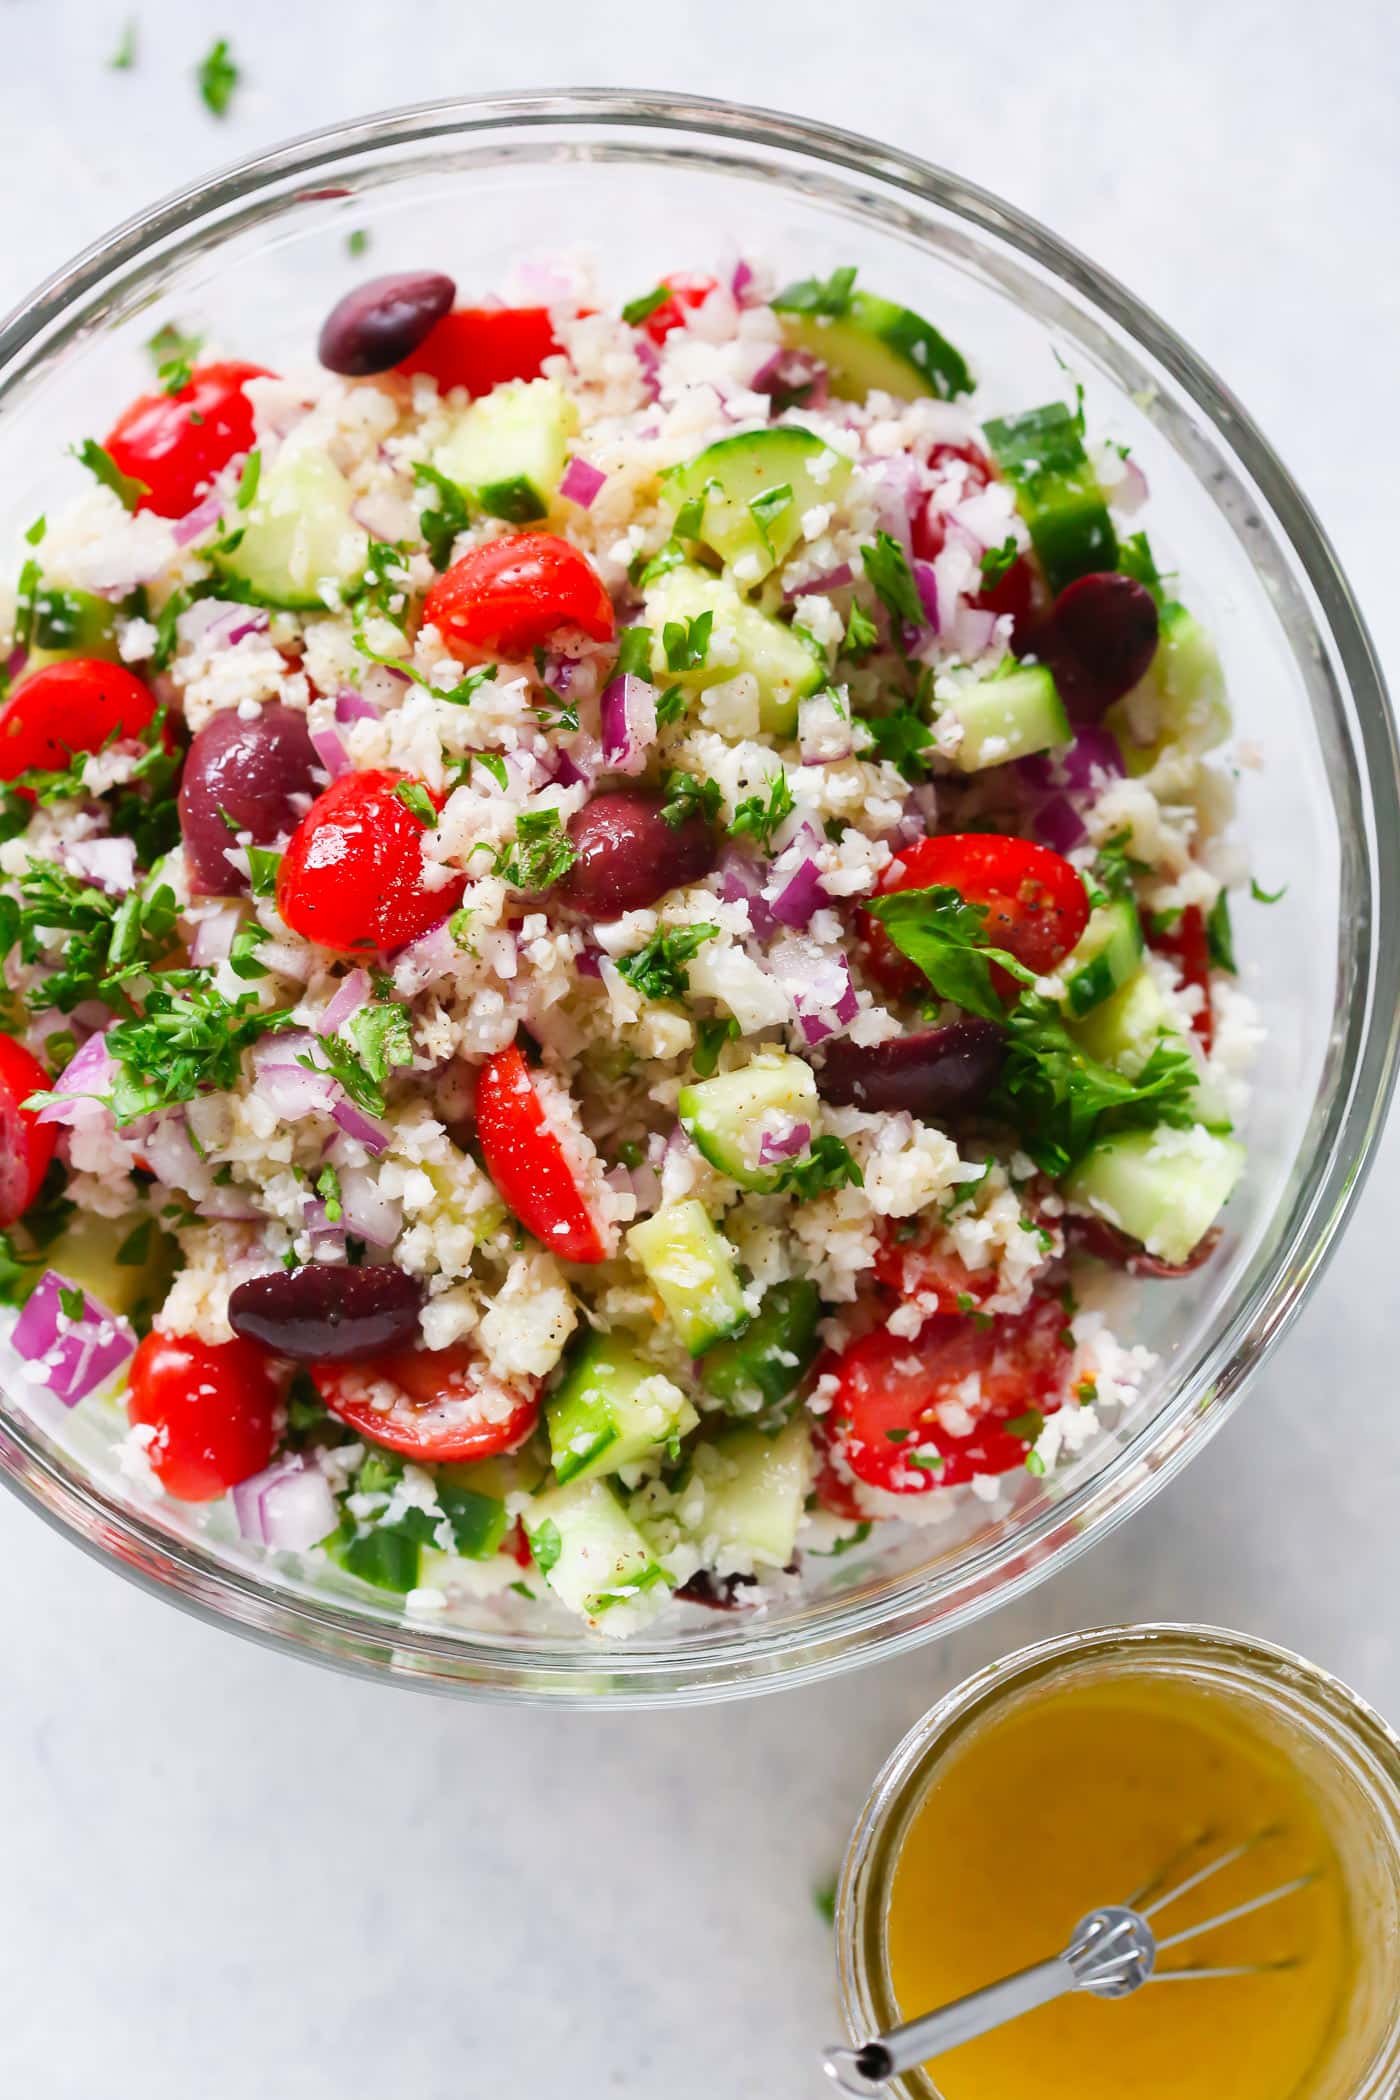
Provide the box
[757,1119,811,1165]
[11,1272,134,1408]
[600,674,658,775]
[335,688,379,724]
[315,968,372,1038]
[766,855,826,930]
[560,456,607,508]
[912,557,942,634]
[310,725,351,780]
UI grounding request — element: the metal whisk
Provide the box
[823,1826,1316,2095]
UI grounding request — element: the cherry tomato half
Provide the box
[0,659,157,788]
[276,769,464,956]
[314,1344,540,1463]
[127,1331,282,1501]
[873,1229,1002,1313]
[397,307,561,395]
[639,272,719,344]
[423,533,616,663]
[1148,902,1213,1052]
[826,1297,1072,1495]
[861,833,1090,1001]
[0,1033,57,1228]
[105,360,270,519]
[475,1042,612,1265]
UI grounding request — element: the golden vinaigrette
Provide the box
[885,1673,1352,2100]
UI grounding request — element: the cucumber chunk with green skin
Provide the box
[691,1416,813,1568]
[663,427,852,583]
[627,1199,750,1354]
[983,402,1117,593]
[643,568,824,737]
[699,1279,823,1417]
[523,1477,671,1622]
[547,1330,698,1485]
[1105,602,1230,776]
[433,377,577,523]
[1060,897,1144,1017]
[26,589,121,671]
[1065,1125,1245,1266]
[215,447,369,610]
[937,663,1072,771]
[678,1054,820,1193]
[1069,966,1231,1132]
[774,291,972,402]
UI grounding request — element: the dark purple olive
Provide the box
[179,703,321,894]
[228,1264,424,1363]
[317,272,456,377]
[815,1020,1005,1117]
[561,789,717,916]
[1040,572,1159,721]
[675,1570,761,1611]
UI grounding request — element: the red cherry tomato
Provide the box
[276,768,464,956]
[127,1331,282,1501]
[860,833,1090,1000]
[105,360,270,519]
[913,444,1036,640]
[423,534,615,663]
[0,1033,57,1228]
[639,272,719,344]
[873,1230,1002,1313]
[1148,902,1213,1052]
[314,1344,540,1463]
[826,1298,1072,1494]
[397,307,561,395]
[475,1042,612,1265]
[0,660,157,790]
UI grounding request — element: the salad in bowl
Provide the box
[0,247,1259,1637]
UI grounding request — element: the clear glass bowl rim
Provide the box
[833,1620,1400,2100]
[0,87,1396,1706]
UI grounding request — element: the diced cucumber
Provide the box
[39,1211,177,1320]
[774,289,972,402]
[983,402,1118,593]
[663,427,852,583]
[937,662,1072,771]
[433,377,578,523]
[27,589,121,671]
[691,1417,813,1568]
[523,1476,671,1622]
[1060,897,1143,1017]
[215,446,368,610]
[431,1464,510,1560]
[644,568,825,738]
[699,1279,822,1417]
[1070,966,1230,1132]
[1065,1125,1245,1265]
[627,1199,750,1355]
[678,1054,819,1193]
[546,1330,698,1485]
[1105,602,1230,776]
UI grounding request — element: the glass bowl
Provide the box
[834,1624,1400,2100]
[0,90,1394,1704]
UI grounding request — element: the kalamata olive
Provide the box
[228,1264,424,1363]
[1066,1213,1222,1277]
[1040,572,1159,721]
[815,1020,1005,1117]
[317,272,456,377]
[179,703,321,894]
[561,789,717,916]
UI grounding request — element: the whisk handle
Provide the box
[823,1956,1074,2092]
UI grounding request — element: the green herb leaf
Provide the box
[866,884,1036,1022]
[748,482,794,557]
[621,286,670,327]
[346,228,370,259]
[813,1875,839,1925]
[615,626,653,679]
[662,610,713,674]
[693,1015,740,1078]
[631,538,687,589]
[728,769,794,851]
[979,535,1019,588]
[654,684,687,727]
[859,705,933,782]
[615,924,718,1003]
[529,1518,563,1577]
[660,770,722,830]
[1093,829,1149,903]
[316,1000,413,1118]
[842,600,878,662]
[104,981,294,1122]
[245,844,281,899]
[196,37,239,118]
[860,530,924,636]
[772,267,858,319]
[773,1136,863,1200]
[57,1284,86,1321]
[73,439,148,512]
[315,1164,344,1224]
[492,807,577,893]
[394,781,437,828]
[146,323,203,375]
[235,449,262,510]
[1251,877,1287,905]
[109,18,138,68]
[414,462,471,571]
[1205,890,1236,973]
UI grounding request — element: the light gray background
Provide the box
[0,4,1396,2095]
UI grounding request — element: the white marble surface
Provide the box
[1,4,1397,2095]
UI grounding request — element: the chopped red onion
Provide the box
[330,1097,391,1154]
[62,836,138,893]
[767,939,859,1044]
[600,674,657,775]
[12,1271,134,1408]
[142,1112,215,1200]
[189,904,241,967]
[766,855,826,930]
[1116,458,1149,514]
[198,1184,263,1222]
[257,1061,340,1123]
[784,560,852,601]
[798,689,854,765]
[604,1160,662,1213]
[338,1167,402,1247]
[560,456,607,509]
[1033,794,1089,854]
[757,1118,811,1165]
[730,258,756,304]
[952,605,1000,659]
[310,725,351,780]
[233,1451,337,1551]
[315,968,372,1037]
[634,334,661,401]
[575,946,603,979]
[872,456,922,551]
[394,917,459,994]
[754,346,828,410]
[912,559,942,634]
[717,844,776,938]
[335,687,379,724]
[553,735,600,789]
[1015,726,1125,797]
[172,494,223,547]
[202,602,270,649]
[34,1029,115,1126]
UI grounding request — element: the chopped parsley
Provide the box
[842,599,879,662]
[621,286,670,327]
[226,922,269,981]
[654,684,688,726]
[3,863,179,1016]
[662,610,713,674]
[693,1015,740,1077]
[196,37,239,118]
[316,1001,414,1118]
[615,924,718,1002]
[749,482,794,557]
[813,1874,840,1925]
[867,884,1035,1023]
[414,463,471,571]
[807,1521,873,1559]
[1205,890,1236,973]
[615,626,653,679]
[493,807,577,893]
[859,705,933,782]
[57,1284,86,1322]
[979,535,1020,588]
[314,1165,344,1225]
[346,228,371,259]
[1251,877,1287,905]
[772,266,858,319]
[1117,530,1168,599]
[100,981,292,1123]
[528,1518,563,1577]
[109,19,138,68]
[660,770,723,830]
[1092,828,1149,902]
[393,780,437,829]
[73,438,148,511]
[234,448,261,511]
[116,1220,154,1267]
[859,530,924,635]
[772,1136,863,1200]
[727,769,794,850]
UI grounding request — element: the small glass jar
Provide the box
[834,1623,1400,2100]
